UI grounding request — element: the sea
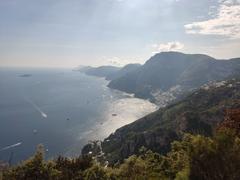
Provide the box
[0,68,157,164]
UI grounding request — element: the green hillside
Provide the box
[101,78,240,164]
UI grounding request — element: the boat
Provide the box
[33,129,38,134]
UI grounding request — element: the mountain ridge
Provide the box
[108,52,240,105]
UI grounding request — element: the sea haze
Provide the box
[0,68,157,163]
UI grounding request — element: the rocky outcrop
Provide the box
[218,109,240,134]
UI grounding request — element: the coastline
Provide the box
[77,73,159,156]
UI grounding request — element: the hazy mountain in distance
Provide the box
[105,63,141,80]
[108,52,240,104]
[78,65,121,78]
[78,63,141,81]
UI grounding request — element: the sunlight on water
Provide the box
[76,96,158,142]
[0,69,158,162]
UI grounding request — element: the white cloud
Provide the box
[184,1,240,39]
[102,57,128,66]
[219,0,240,5]
[106,57,123,66]
[151,41,184,53]
[104,56,142,66]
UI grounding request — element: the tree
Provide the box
[3,144,60,180]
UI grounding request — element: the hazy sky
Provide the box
[0,0,240,67]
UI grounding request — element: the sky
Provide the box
[0,0,240,68]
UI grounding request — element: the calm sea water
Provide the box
[0,68,157,164]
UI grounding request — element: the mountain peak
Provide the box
[152,51,186,59]
[153,51,215,60]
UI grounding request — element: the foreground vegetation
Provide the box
[1,126,240,180]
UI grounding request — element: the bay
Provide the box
[0,68,157,163]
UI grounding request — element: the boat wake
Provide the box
[0,142,22,151]
[25,98,48,118]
